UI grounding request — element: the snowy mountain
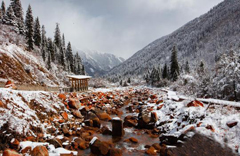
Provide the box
[78,50,125,77]
[107,0,240,77]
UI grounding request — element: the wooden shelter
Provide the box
[66,75,91,92]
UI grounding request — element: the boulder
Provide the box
[187,100,204,107]
[68,98,81,109]
[5,80,17,90]
[112,117,124,137]
[123,116,137,127]
[72,110,83,118]
[90,138,110,156]
[3,149,22,156]
[31,146,49,156]
[100,126,112,135]
[146,146,157,155]
[97,112,112,121]
[108,148,122,156]
[138,110,155,129]
[226,121,238,128]
[47,138,62,148]
[21,146,31,154]
[61,112,68,120]
[58,93,67,101]
[10,138,20,150]
[0,100,6,108]
[124,137,138,143]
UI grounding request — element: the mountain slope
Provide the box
[0,25,68,87]
[78,50,125,77]
[107,0,240,77]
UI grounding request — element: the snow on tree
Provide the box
[33,17,41,47]
[54,23,62,48]
[62,34,65,49]
[2,5,17,26]
[46,51,51,70]
[47,38,55,62]
[1,1,6,17]
[170,46,180,81]
[59,46,65,69]
[41,25,47,61]
[66,42,74,72]
[162,63,168,79]
[10,0,24,34]
[184,60,190,73]
[25,5,34,51]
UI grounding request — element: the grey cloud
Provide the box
[6,0,223,59]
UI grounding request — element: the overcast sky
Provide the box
[6,0,223,59]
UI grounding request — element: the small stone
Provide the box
[31,146,49,156]
[3,149,22,156]
[61,112,68,120]
[226,121,238,128]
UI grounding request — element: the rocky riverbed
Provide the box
[0,86,239,155]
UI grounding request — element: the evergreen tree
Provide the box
[127,77,131,84]
[62,34,65,49]
[185,60,190,73]
[41,25,47,61]
[81,65,85,75]
[1,1,6,16]
[120,80,122,86]
[47,38,55,62]
[199,61,205,73]
[46,52,51,70]
[59,46,65,68]
[3,5,17,26]
[25,5,34,51]
[0,8,2,21]
[170,46,179,81]
[10,0,24,34]
[66,42,74,72]
[54,23,61,48]
[162,63,168,79]
[150,67,160,85]
[33,17,41,47]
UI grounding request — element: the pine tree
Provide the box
[170,46,180,81]
[66,42,74,72]
[10,0,24,34]
[0,8,2,22]
[59,46,65,68]
[3,5,18,26]
[25,5,34,51]
[120,80,122,86]
[1,1,6,16]
[185,60,190,73]
[127,77,131,84]
[54,23,62,48]
[41,25,47,61]
[47,38,55,62]
[162,63,168,79]
[47,52,51,70]
[33,17,41,47]
[199,61,205,73]
[62,34,65,49]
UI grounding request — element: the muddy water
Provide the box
[79,103,160,156]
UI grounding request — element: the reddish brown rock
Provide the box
[124,137,138,143]
[151,112,158,123]
[150,95,157,100]
[90,138,110,156]
[146,146,157,155]
[47,138,62,148]
[21,146,31,154]
[72,110,83,118]
[97,112,112,121]
[68,98,81,109]
[108,148,122,156]
[5,80,17,90]
[226,121,238,128]
[187,100,204,107]
[31,146,49,156]
[61,112,68,120]
[58,93,67,101]
[206,125,215,132]
[0,100,6,108]
[60,153,73,156]
[123,115,138,127]
[10,138,20,150]
[100,126,112,135]
[3,149,22,156]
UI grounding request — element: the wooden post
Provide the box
[87,79,89,90]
